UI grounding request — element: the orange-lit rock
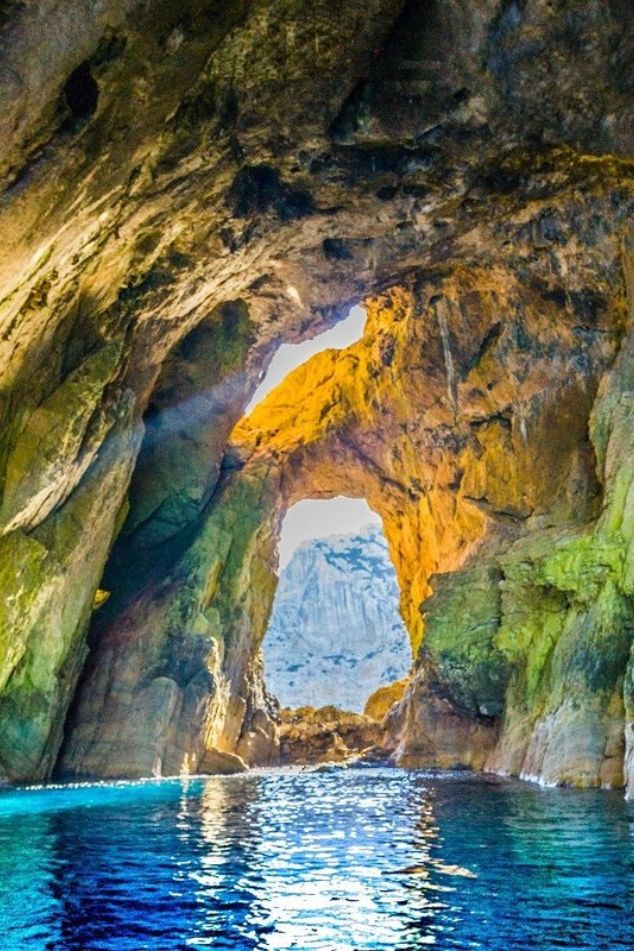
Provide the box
[62,222,633,785]
[364,679,409,722]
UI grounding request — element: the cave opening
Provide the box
[262,496,412,721]
[246,304,366,412]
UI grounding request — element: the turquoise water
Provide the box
[0,768,633,949]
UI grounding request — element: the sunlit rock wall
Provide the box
[62,218,634,783]
[230,233,634,788]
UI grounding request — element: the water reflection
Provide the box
[0,811,64,946]
[0,770,633,950]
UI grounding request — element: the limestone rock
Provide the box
[364,678,409,721]
[199,748,247,775]
[0,406,141,782]
[0,339,124,535]
[0,0,632,791]
[277,706,383,766]
[385,662,500,772]
[263,525,411,712]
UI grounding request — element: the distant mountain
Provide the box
[263,524,411,712]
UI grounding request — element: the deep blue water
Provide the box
[0,768,633,950]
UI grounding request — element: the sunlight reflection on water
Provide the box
[0,768,633,949]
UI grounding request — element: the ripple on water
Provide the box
[0,768,633,950]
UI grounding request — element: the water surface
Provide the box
[1,768,633,949]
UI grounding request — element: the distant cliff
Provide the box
[263,526,411,712]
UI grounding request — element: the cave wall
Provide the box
[389,231,634,791]
[60,457,283,778]
[61,205,634,783]
[0,0,633,783]
[0,0,413,780]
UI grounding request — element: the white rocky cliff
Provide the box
[263,526,412,712]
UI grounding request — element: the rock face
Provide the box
[263,526,411,712]
[0,1,633,792]
[364,678,409,721]
[277,706,385,766]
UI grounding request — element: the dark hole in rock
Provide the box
[322,238,354,262]
[93,31,127,66]
[452,87,470,105]
[403,184,429,199]
[62,61,99,125]
[228,164,313,221]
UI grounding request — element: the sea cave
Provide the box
[1,1,634,947]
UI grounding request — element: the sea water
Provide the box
[0,768,633,949]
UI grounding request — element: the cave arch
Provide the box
[263,496,412,714]
[57,261,628,784]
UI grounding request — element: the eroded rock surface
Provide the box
[0,1,632,790]
[278,706,385,766]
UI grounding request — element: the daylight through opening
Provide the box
[246,305,366,412]
[262,497,412,715]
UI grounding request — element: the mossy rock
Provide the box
[421,562,510,717]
